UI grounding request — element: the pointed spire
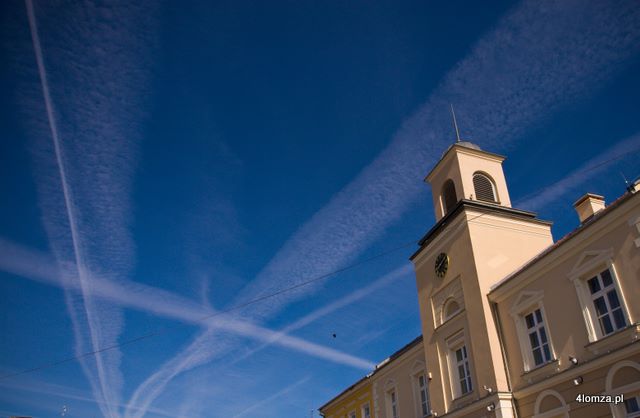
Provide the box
[450,104,461,143]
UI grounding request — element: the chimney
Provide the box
[573,193,605,223]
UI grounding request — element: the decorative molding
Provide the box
[432,277,464,328]
[384,378,396,391]
[509,290,544,317]
[567,248,614,279]
[533,389,569,418]
[604,360,640,418]
[605,359,640,392]
[410,360,426,375]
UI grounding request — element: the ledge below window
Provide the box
[521,359,560,385]
[585,323,640,356]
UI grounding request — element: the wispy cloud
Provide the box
[231,376,310,418]
[109,1,640,413]
[11,1,640,416]
[124,327,228,418]
[516,133,640,210]
[231,264,413,365]
[0,238,376,371]
[0,372,175,418]
[26,1,123,415]
[233,0,640,325]
[124,260,410,418]
[22,1,158,416]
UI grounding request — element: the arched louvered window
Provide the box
[473,173,497,203]
[441,179,457,214]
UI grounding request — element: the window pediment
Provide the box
[509,290,544,316]
[411,360,426,375]
[568,248,613,279]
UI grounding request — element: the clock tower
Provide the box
[410,142,554,417]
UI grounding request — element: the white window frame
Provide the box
[361,402,371,418]
[524,307,553,367]
[568,251,632,342]
[586,269,628,336]
[387,388,399,418]
[348,410,356,418]
[510,291,556,372]
[415,373,431,418]
[446,332,473,399]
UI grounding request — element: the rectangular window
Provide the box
[361,403,370,418]
[418,374,431,417]
[348,412,356,418]
[525,308,552,366]
[390,390,399,418]
[625,395,640,417]
[587,268,627,336]
[455,345,472,395]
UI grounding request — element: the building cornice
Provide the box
[410,200,550,261]
[513,338,640,399]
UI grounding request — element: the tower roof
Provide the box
[426,142,504,184]
[441,140,482,158]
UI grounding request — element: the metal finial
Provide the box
[621,171,630,185]
[450,104,461,143]
[621,171,634,192]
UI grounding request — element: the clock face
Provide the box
[435,252,449,278]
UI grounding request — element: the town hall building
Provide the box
[320,140,640,418]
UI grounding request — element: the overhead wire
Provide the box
[0,238,419,381]
[3,147,638,382]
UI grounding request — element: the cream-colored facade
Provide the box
[370,337,431,418]
[320,141,640,418]
[488,188,640,418]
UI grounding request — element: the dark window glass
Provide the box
[529,333,540,348]
[535,309,543,323]
[540,327,548,344]
[588,277,600,294]
[607,290,621,309]
[594,297,608,315]
[626,397,639,412]
[458,365,465,380]
[525,313,535,329]
[601,269,613,286]
[600,315,614,335]
[442,180,457,214]
[533,348,543,365]
[461,379,469,394]
[613,309,627,329]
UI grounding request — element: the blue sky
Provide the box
[1,0,639,417]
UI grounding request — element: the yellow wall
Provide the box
[321,378,373,418]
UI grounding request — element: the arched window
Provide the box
[473,172,497,203]
[533,390,570,418]
[443,298,461,322]
[441,179,457,214]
